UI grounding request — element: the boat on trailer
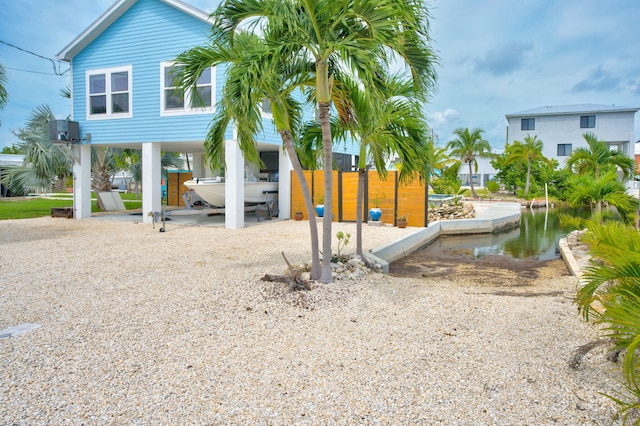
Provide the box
[183,178,278,207]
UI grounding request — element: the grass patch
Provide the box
[0,195,140,220]
[49,192,143,201]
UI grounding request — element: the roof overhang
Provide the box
[56,0,212,62]
[505,104,640,119]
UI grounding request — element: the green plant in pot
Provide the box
[397,213,408,228]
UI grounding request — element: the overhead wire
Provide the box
[4,66,66,76]
[0,39,68,76]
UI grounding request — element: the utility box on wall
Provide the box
[49,120,80,142]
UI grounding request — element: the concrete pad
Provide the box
[97,192,126,211]
[0,323,42,339]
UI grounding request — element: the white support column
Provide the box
[192,153,205,178]
[72,143,91,219]
[142,142,161,224]
[225,139,244,229]
[278,147,292,219]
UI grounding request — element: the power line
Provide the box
[5,66,67,76]
[0,39,66,76]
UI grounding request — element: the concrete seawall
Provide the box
[368,202,522,273]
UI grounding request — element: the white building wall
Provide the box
[506,110,636,167]
[463,106,637,190]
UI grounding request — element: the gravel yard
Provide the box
[0,216,624,424]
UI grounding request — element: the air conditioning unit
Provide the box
[49,120,80,143]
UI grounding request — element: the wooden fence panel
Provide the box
[290,170,311,219]
[367,171,397,224]
[397,176,426,227]
[340,171,359,221]
[290,169,428,226]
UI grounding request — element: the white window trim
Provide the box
[86,65,133,120]
[160,62,216,116]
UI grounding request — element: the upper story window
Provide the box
[86,66,132,119]
[521,118,535,131]
[557,143,572,156]
[580,115,596,128]
[161,62,215,116]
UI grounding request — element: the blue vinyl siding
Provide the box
[71,0,281,148]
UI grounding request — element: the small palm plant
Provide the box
[574,221,640,421]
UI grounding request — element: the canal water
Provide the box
[419,206,591,261]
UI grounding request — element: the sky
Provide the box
[0,0,639,152]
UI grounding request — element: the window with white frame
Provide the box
[161,62,215,115]
[86,66,132,119]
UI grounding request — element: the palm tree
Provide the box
[0,62,8,120]
[506,134,549,197]
[126,151,183,196]
[214,0,437,283]
[566,132,635,180]
[573,221,640,421]
[1,105,71,194]
[446,127,492,198]
[566,171,636,221]
[425,143,454,185]
[334,73,431,259]
[175,31,324,279]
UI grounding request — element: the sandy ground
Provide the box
[0,216,625,425]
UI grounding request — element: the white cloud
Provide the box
[429,108,459,123]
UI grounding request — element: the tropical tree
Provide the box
[213,0,437,283]
[566,132,635,180]
[0,62,8,120]
[0,105,71,194]
[431,160,462,195]
[505,134,550,197]
[425,143,455,187]
[573,221,640,422]
[1,144,20,154]
[125,151,183,195]
[566,171,636,222]
[334,73,431,259]
[175,30,324,279]
[446,127,492,198]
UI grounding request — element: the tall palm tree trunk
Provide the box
[524,160,532,197]
[319,100,333,283]
[468,161,477,198]
[356,168,366,259]
[279,129,321,279]
[317,59,334,283]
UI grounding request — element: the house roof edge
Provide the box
[56,0,212,62]
[505,103,640,119]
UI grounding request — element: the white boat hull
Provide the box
[183,179,278,207]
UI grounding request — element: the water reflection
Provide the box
[423,206,591,260]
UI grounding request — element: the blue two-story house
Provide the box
[56,0,295,228]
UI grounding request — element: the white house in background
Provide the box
[505,104,639,194]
